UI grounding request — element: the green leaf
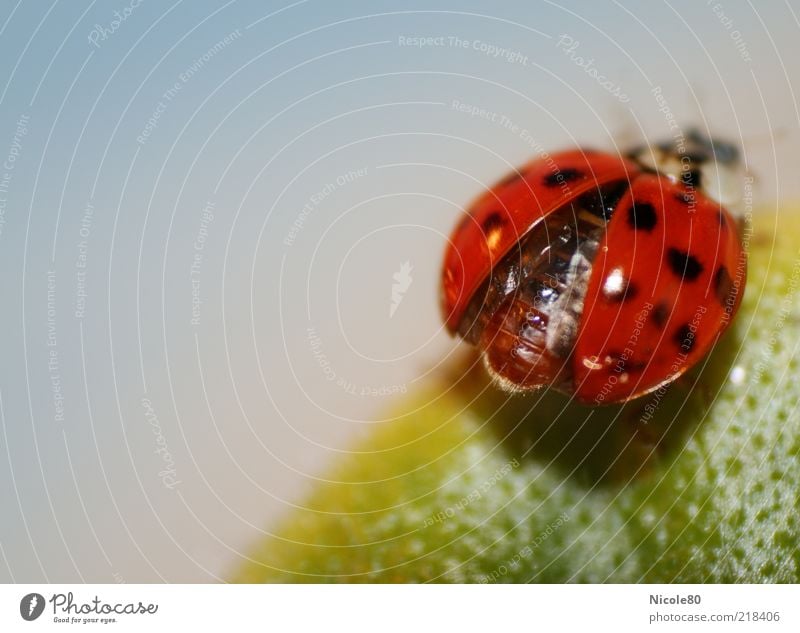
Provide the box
[234,209,800,583]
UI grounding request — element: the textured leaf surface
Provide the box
[235,209,799,583]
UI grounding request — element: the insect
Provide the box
[441,131,747,404]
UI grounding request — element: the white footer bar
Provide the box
[1,584,796,632]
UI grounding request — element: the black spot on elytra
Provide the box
[651,301,670,329]
[681,169,702,188]
[578,181,630,220]
[667,248,704,281]
[627,201,658,231]
[543,167,583,187]
[602,277,638,303]
[674,191,695,206]
[481,212,506,234]
[715,265,734,306]
[674,323,695,353]
[718,209,727,227]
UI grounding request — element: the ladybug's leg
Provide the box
[613,371,714,482]
[612,401,661,481]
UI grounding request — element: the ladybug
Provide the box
[441,130,747,404]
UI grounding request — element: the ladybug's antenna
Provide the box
[685,80,711,137]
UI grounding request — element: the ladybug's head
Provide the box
[627,129,744,215]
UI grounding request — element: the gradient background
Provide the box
[0,0,798,582]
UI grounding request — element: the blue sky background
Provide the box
[0,0,798,582]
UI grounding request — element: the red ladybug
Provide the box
[441,131,746,404]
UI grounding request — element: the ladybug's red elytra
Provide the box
[441,131,747,404]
